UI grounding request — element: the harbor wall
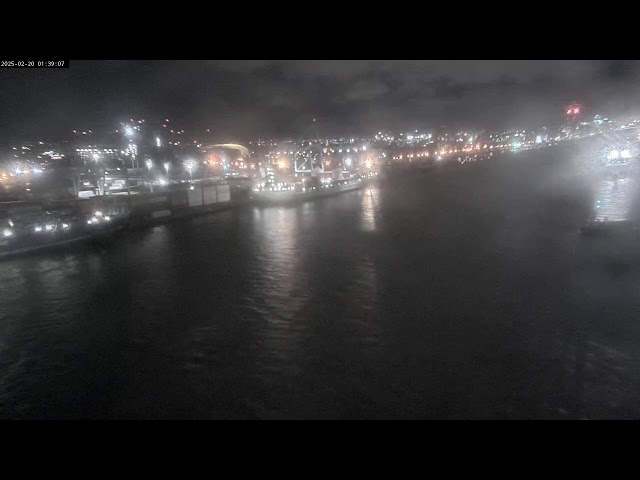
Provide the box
[65,183,251,228]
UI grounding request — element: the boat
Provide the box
[600,148,636,179]
[252,176,364,205]
[0,201,124,259]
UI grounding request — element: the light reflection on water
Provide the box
[360,186,380,232]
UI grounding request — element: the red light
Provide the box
[567,109,572,115]
[574,108,580,114]
[72,130,77,133]
[165,119,169,122]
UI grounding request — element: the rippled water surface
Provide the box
[3,148,640,419]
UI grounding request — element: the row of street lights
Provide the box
[142,158,197,178]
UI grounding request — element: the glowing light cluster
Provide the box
[33,224,55,233]
[184,159,198,177]
[87,211,112,225]
[607,149,631,160]
[254,182,296,192]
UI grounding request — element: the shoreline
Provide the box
[0,178,375,260]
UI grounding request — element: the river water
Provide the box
[2,145,640,419]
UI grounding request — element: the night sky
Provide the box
[1,60,639,142]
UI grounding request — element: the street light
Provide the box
[184,159,197,180]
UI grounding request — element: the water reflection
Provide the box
[252,206,303,309]
[360,186,380,232]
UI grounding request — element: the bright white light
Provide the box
[45,224,54,231]
[145,159,153,170]
[607,150,620,160]
[34,226,42,232]
[3,229,12,237]
[621,149,631,159]
[158,178,168,186]
[104,216,111,222]
[124,125,134,136]
[62,223,69,229]
[156,137,162,148]
[164,162,170,174]
[94,211,103,217]
[184,159,197,176]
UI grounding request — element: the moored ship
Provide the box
[252,174,364,205]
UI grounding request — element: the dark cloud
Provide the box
[344,79,390,101]
[1,60,639,142]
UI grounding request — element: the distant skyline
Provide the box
[1,60,639,142]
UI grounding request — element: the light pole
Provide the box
[184,159,196,182]
[145,159,154,192]
[93,153,105,195]
[122,124,138,168]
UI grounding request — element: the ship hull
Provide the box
[252,179,363,205]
